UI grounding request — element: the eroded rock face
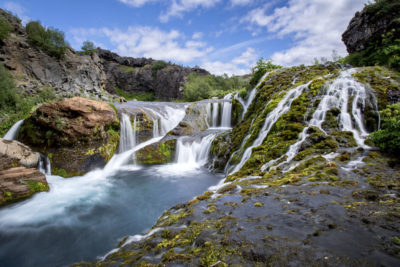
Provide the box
[19,97,120,177]
[0,9,209,102]
[168,102,210,136]
[342,2,400,54]
[0,138,48,206]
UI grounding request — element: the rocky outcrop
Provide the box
[136,139,176,165]
[342,0,400,53]
[98,49,208,100]
[167,102,210,136]
[0,138,48,206]
[18,97,120,177]
[0,9,208,101]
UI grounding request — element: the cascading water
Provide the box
[206,103,212,127]
[175,134,216,167]
[38,155,52,175]
[261,69,378,172]
[3,119,24,140]
[220,94,232,128]
[231,82,310,175]
[212,102,219,127]
[153,119,160,137]
[119,113,136,154]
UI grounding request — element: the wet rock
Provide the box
[0,139,48,206]
[18,97,120,177]
[168,102,209,136]
[136,139,177,165]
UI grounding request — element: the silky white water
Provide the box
[231,82,310,174]
[261,69,377,172]
[119,113,136,153]
[212,102,219,127]
[220,94,232,128]
[0,102,222,267]
[3,119,24,140]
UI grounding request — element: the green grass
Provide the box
[114,87,156,101]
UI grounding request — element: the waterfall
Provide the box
[220,94,232,128]
[212,102,219,127]
[261,69,377,172]
[38,155,51,175]
[153,119,160,137]
[119,114,136,154]
[175,134,216,167]
[3,119,24,140]
[206,103,212,127]
[231,82,310,175]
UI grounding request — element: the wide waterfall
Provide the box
[3,119,24,140]
[231,82,310,174]
[119,113,136,154]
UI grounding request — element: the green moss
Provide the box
[114,87,156,101]
[392,236,400,246]
[120,65,135,73]
[254,202,264,207]
[27,181,49,192]
[136,139,176,165]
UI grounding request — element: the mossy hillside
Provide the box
[226,65,339,168]
[136,139,177,165]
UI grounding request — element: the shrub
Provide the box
[26,21,69,59]
[114,87,156,101]
[80,40,96,55]
[151,60,167,77]
[238,88,248,100]
[183,73,249,102]
[0,17,12,41]
[0,64,20,110]
[249,58,282,87]
[369,103,400,154]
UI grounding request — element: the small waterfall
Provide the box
[212,102,219,127]
[231,82,310,174]
[261,69,377,172]
[3,119,24,140]
[220,94,232,128]
[206,103,212,127]
[153,119,160,137]
[175,134,216,167]
[38,155,51,175]
[119,114,136,154]
[147,106,186,136]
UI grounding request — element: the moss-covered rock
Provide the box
[136,139,176,165]
[18,97,120,177]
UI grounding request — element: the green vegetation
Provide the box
[26,21,69,59]
[151,60,167,77]
[249,58,282,87]
[0,17,12,41]
[0,64,58,136]
[370,103,400,154]
[183,74,249,101]
[114,87,156,101]
[80,40,96,55]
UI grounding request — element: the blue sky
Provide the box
[0,0,368,75]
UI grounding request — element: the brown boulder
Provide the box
[0,139,48,206]
[19,97,120,177]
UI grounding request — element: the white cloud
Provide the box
[230,0,252,6]
[159,0,221,23]
[3,2,30,24]
[201,47,257,76]
[118,0,157,7]
[242,0,369,66]
[69,26,212,63]
[192,32,203,39]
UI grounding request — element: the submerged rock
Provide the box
[0,138,48,206]
[18,97,120,177]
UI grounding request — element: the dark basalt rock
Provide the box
[342,1,400,54]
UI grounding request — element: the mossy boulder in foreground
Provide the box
[19,97,120,177]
